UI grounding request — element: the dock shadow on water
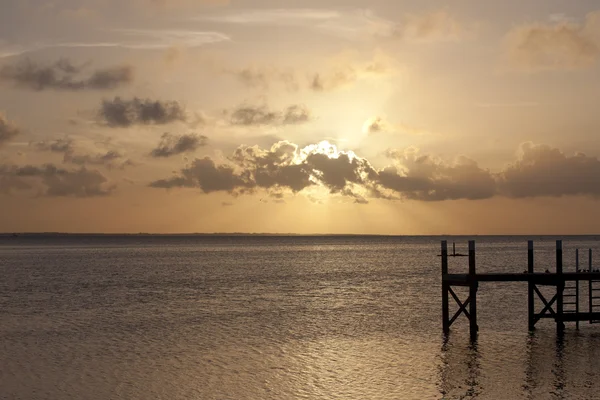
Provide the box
[438,336,482,399]
[523,330,600,400]
[437,329,600,400]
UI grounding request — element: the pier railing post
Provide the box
[468,240,478,341]
[556,240,564,334]
[442,240,449,335]
[528,240,535,330]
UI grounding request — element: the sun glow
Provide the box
[299,140,358,160]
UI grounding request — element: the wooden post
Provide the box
[468,240,478,341]
[590,248,593,324]
[556,240,564,334]
[528,240,535,330]
[442,240,449,335]
[576,249,580,329]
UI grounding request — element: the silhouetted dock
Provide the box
[441,240,600,341]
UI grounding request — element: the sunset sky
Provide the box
[1,0,600,234]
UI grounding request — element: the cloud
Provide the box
[396,10,465,41]
[282,105,311,124]
[202,8,342,25]
[226,57,392,92]
[150,141,376,198]
[498,142,600,198]
[379,148,497,201]
[0,112,21,146]
[0,30,230,59]
[200,8,396,39]
[63,150,127,169]
[201,8,467,42]
[149,157,251,193]
[224,66,299,91]
[34,138,74,153]
[140,0,230,9]
[0,164,114,197]
[362,117,388,134]
[475,102,540,108]
[34,138,134,169]
[150,133,208,157]
[504,11,600,71]
[228,104,311,126]
[0,58,133,90]
[230,141,313,192]
[309,53,393,91]
[310,68,357,92]
[98,97,187,127]
[150,140,600,202]
[112,28,230,48]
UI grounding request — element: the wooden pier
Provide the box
[441,240,600,341]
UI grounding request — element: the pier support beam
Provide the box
[528,240,535,330]
[442,240,449,335]
[556,240,565,335]
[468,240,478,341]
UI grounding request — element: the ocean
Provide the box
[1,235,600,399]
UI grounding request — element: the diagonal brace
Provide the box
[448,286,471,326]
[533,285,557,323]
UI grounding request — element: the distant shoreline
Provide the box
[2,233,600,238]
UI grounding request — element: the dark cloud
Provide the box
[0,113,21,146]
[99,97,187,127]
[64,150,123,168]
[378,149,497,201]
[0,58,133,91]
[225,67,299,91]
[232,142,312,192]
[230,105,279,126]
[34,138,134,169]
[228,68,269,89]
[363,117,389,135]
[151,141,373,196]
[149,157,251,193]
[366,118,384,134]
[150,140,600,202]
[229,104,311,126]
[309,68,358,92]
[282,105,311,124]
[0,164,114,197]
[304,152,376,193]
[34,138,74,153]
[150,133,208,158]
[498,142,600,198]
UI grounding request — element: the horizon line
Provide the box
[2,232,600,237]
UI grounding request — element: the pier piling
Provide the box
[468,240,478,341]
[556,240,564,334]
[528,240,534,331]
[442,240,449,335]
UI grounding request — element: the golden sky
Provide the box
[1,0,600,234]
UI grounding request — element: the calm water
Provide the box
[1,235,600,399]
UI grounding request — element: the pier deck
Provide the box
[444,272,600,285]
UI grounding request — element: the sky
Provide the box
[1,0,600,234]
